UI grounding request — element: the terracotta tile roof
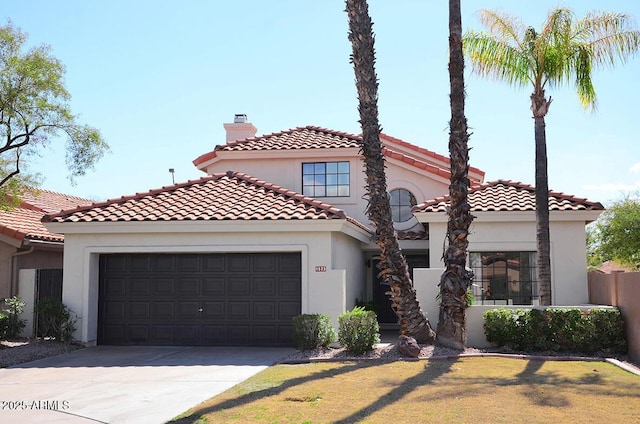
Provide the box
[413,180,605,213]
[380,133,485,181]
[193,126,479,182]
[1,190,93,243]
[43,171,372,233]
[193,126,361,166]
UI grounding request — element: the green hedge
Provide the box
[292,314,336,350]
[483,307,627,354]
[338,306,380,355]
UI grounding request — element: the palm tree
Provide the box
[464,8,640,305]
[345,0,435,343]
[437,0,474,349]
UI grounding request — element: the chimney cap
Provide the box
[233,114,247,123]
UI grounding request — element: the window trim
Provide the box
[302,161,350,198]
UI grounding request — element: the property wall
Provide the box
[17,269,36,338]
[0,240,16,299]
[332,232,366,314]
[588,271,640,362]
[59,224,367,345]
[428,218,590,306]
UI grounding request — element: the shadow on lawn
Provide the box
[332,358,458,424]
[168,360,382,423]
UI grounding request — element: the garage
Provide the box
[98,252,301,346]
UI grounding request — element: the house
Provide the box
[42,115,604,347]
[0,190,92,300]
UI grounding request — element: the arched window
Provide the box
[389,188,416,223]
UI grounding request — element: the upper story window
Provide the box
[390,188,417,222]
[302,161,350,197]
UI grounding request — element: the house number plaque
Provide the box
[315,266,327,272]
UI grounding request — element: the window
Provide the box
[302,161,350,197]
[469,252,538,305]
[389,188,417,222]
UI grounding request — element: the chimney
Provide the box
[223,114,257,142]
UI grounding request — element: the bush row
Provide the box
[0,296,77,343]
[293,306,380,355]
[483,307,627,354]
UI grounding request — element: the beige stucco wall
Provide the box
[53,221,369,345]
[426,212,593,306]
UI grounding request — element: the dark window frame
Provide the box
[302,161,350,197]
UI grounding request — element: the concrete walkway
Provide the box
[0,345,294,424]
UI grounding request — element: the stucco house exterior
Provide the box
[0,190,91,300]
[42,115,604,347]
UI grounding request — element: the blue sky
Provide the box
[2,0,639,206]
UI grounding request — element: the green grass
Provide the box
[170,357,640,424]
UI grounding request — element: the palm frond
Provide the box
[464,31,531,86]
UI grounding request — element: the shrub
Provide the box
[35,298,78,343]
[292,314,336,350]
[0,296,26,339]
[338,306,380,355]
[483,307,627,354]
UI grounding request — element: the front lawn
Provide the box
[170,357,640,423]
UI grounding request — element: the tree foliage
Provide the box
[588,195,640,270]
[463,8,640,304]
[0,21,108,204]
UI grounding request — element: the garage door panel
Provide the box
[203,255,225,272]
[280,254,302,272]
[253,277,276,296]
[175,325,199,344]
[228,326,250,345]
[253,326,277,344]
[129,302,151,319]
[154,255,176,272]
[104,278,126,296]
[201,325,225,344]
[279,277,302,296]
[130,278,151,296]
[103,301,126,320]
[227,255,251,272]
[254,302,276,320]
[177,255,200,272]
[177,301,201,319]
[228,277,250,295]
[99,252,301,346]
[228,301,250,320]
[202,301,224,318]
[128,325,150,343]
[154,278,175,296]
[176,278,199,295]
[130,255,152,273]
[279,301,301,320]
[202,277,225,295]
[151,325,174,344]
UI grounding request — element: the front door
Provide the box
[372,255,429,325]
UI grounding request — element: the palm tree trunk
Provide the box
[436,0,474,350]
[346,0,435,343]
[531,89,553,305]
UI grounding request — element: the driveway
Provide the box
[0,345,294,424]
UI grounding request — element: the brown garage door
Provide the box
[98,252,301,346]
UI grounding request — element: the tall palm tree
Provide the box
[464,8,640,305]
[437,0,474,349]
[345,0,435,343]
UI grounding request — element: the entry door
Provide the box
[372,255,429,324]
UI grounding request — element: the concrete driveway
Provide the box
[0,345,294,424]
